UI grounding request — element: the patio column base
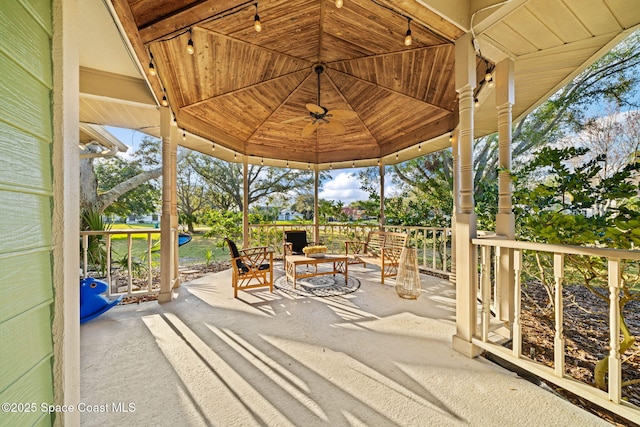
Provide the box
[158,290,176,303]
[452,335,482,358]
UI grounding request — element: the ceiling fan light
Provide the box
[335,0,343,8]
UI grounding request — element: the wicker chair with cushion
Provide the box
[225,238,273,298]
[283,230,321,258]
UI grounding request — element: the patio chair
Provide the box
[225,238,273,298]
[283,230,321,258]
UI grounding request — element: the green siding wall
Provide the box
[0,0,55,426]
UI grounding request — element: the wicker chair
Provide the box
[225,238,273,298]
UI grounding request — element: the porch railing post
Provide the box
[495,58,515,327]
[452,33,480,358]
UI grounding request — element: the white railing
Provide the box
[473,238,640,422]
[248,223,452,276]
[80,229,171,297]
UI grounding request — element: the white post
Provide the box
[379,159,385,230]
[52,0,80,423]
[495,58,516,325]
[608,259,622,403]
[171,123,180,289]
[314,167,319,243]
[452,33,480,357]
[553,253,565,376]
[450,130,458,285]
[159,107,176,302]
[243,158,249,248]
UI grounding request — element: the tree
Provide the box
[188,154,326,211]
[80,136,187,216]
[177,161,208,232]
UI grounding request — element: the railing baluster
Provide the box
[82,234,89,278]
[106,234,112,295]
[554,253,565,376]
[127,233,133,295]
[481,245,491,341]
[512,248,522,358]
[608,258,622,404]
[147,231,153,292]
[432,229,437,269]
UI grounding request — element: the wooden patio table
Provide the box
[284,254,348,289]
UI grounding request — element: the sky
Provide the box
[106,126,377,205]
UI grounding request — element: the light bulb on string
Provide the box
[186,29,194,55]
[261,157,264,166]
[335,0,343,8]
[234,152,237,160]
[148,61,156,76]
[161,95,168,107]
[182,130,186,141]
[404,17,412,46]
[211,143,215,152]
[254,3,262,32]
[474,98,480,108]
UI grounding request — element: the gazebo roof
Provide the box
[80,0,640,169]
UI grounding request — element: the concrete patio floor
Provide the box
[80,263,608,426]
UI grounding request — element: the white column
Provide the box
[171,124,180,289]
[495,58,515,325]
[52,0,80,424]
[379,159,385,230]
[159,107,176,302]
[450,130,458,285]
[243,158,249,248]
[314,167,319,243]
[452,33,481,358]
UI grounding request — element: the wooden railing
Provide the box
[80,229,172,297]
[248,223,452,276]
[473,238,640,422]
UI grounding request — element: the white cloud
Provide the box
[319,172,368,205]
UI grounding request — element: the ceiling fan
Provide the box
[282,65,357,137]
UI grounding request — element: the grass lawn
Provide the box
[106,224,227,265]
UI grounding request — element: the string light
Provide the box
[352,161,355,168]
[377,159,381,166]
[161,94,168,107]
[286,160,289,167]
[449,133,453,142]
[418,143,421,152]
[330,163,333,170]
[234,152,237,160]
[148,54,156,76]
[211,143,215,151]
[186,29,194,55]
[261,157,264,165]
[485,65,494,88]
[308,163,311,170]
[404,17,412,46]
[254,3,262,32]
[474,98,480,108]
[335,0,343,8]
[396,152,399,160]
[182,130,186,141]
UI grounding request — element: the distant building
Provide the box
[277,209,304,221]
[342,207,365,220]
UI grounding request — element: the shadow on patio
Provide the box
[80,264,606,426]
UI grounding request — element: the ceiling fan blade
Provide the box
[323,120,345,134]
[327,109,358,120]
[306,103,325,114]
[281,116,310,124]
[302,121,319,137]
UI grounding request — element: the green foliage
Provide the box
[200,210,263,244]
[81,208,112,275]
[94,138,161,217]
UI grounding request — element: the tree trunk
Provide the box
[79,158,100,212]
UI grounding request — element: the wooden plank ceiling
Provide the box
[110,0,468,164]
